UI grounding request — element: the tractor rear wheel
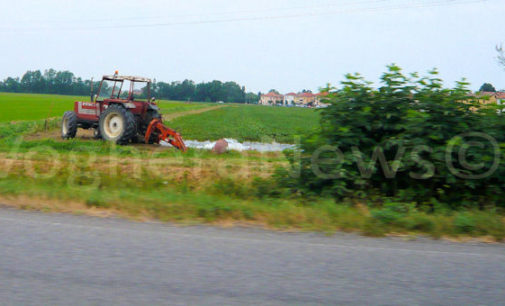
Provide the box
[61,111,78,139]
[99,105,136,145]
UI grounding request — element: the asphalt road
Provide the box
[1,207,504,305]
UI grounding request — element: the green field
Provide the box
[0,93,83,122]
[158,100,215,114]
[0,93,319,143]
[169,104,320,143]
[0,92,213,122]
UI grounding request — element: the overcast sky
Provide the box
[0,0,503,93]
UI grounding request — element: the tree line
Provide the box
[0,69,260,103]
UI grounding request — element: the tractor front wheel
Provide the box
[99,105,136,145]
[61,111,78,139]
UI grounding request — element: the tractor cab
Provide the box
[95,73,153,104]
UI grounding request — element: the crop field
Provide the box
[0,93,84,122]
[169,104,320,143]
[158,100,215,114]
[0,93,320,143]
[0,92,212,122]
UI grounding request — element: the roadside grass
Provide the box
[0,141,503,240]
[0,174,503,240]
[169,104,320,143]
[1,117,505,241]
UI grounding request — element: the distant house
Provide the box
[315,91,330,107]
[259,90,331,107]
[496,92,505,105]
[473,91,505,105]
[475,91,498,105]
[471,91,505,112]
[295,92,316,106]
[259,91,284,105]
[283,92,296,105]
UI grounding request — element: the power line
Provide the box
[19,0,390,24]
[0,0,488,32]
[74,0,489,30]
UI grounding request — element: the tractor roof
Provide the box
[103,75,152,82]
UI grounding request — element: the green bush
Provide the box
[282,65,505,208]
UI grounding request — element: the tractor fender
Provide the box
[105,102,135,109]
[104,102,126,110]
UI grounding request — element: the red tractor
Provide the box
[61,72,186,151]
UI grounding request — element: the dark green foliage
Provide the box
[479,83,496,92]
[0,69,99,96]
[283,65,505,208]
[0,69,255,103]
[155,79,248,103]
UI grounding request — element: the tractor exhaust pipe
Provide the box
[90,77,94,102]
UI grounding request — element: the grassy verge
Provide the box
[0,119,504,241]
[0,174,503,240]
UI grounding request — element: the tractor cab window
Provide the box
[125,80,150,101]
[97,80,123,101]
